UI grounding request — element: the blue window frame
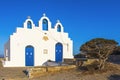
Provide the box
[42,19,48,31]
[57,25,61,32]
[27,21,32,29]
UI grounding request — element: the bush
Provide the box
[86,60,99,71]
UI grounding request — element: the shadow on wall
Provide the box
[108,74,120,80]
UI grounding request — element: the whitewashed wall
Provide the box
[4,14,73,67]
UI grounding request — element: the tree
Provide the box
[111,46,120,55]
[80,38,118,70]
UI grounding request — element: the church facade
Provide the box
[3,14,73,67]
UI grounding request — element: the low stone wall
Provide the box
[64,58,75,65]
[28,65,76,78]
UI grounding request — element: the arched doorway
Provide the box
[25,45,34,66]
[55,43,63,62]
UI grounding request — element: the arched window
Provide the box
[27,21,32,29]
[57,25,61,32]
[42,19,48,31]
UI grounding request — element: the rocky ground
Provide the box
[32,63,120,80]
[0,58,120,80]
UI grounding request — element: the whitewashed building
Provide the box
[3,14,73,67]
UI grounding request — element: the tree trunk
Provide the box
[98,59,106,70]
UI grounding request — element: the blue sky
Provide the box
[0,0,120,55]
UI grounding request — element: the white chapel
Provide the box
[3,14,73,67]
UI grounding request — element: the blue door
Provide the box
[25,46,34,66]
[55,43,63,62]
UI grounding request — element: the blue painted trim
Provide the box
[25,45,34,66]
[42,19,48,31]
[57,25,61,32]
[55,43,63,62]
[27,21,32,29]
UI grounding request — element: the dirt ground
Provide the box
[32,64,120,80]
[0,58,120,80]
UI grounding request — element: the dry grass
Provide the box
[78,62,120,75]
[0,58,28,80]
[32,62,120,80]
[0,58,120,80]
